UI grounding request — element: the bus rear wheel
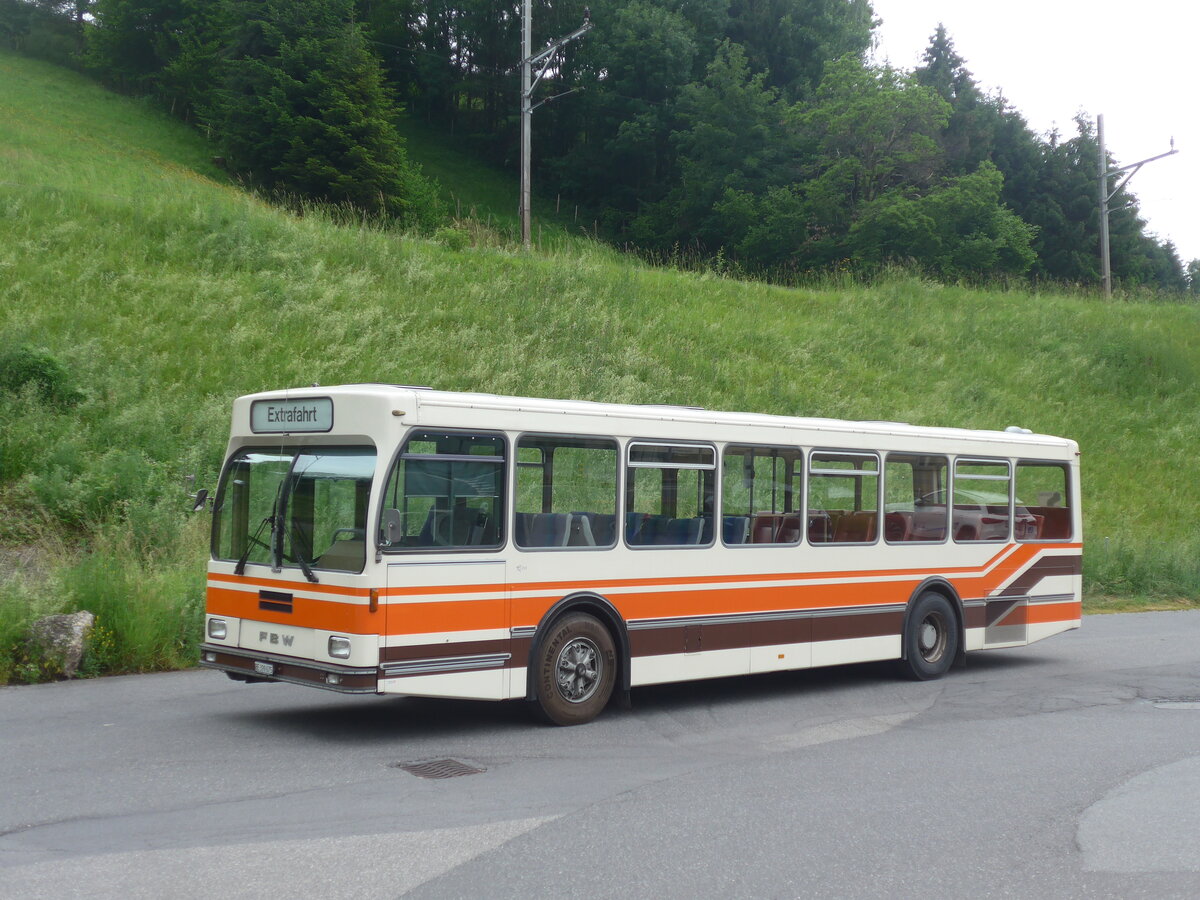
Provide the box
[534,613,616,726]
[899,592,958,680]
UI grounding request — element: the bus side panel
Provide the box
[981,548,1082,648]
[380,560,509,700]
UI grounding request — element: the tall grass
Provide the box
[2,51,1199,680]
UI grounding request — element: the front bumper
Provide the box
[199,643,379,694]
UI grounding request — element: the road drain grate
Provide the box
[393,758,486,779]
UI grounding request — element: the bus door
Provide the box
[377,429,510,699]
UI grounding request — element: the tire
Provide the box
[898,591,959,681]
[534,613,617,726]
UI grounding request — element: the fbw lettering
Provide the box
[259,631,294,647]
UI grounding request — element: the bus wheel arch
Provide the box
[899,579,964,680]
[526,593,629,721]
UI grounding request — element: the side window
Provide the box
[808,451,879,543]
[626,443,715,546]
[884,454,948,542]
[953,459,1011,542]
[378,431,505,550]
[721,445,802,545]
[515,436,618,548]
[1015,461,1072,541]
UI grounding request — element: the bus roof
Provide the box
[235,383,1078,455]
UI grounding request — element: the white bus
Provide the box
[200,385,1082,725]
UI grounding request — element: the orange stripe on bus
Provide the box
[380,542,1063,599]
[206,586,380,632]
[991,600,1081,628]
[1024,601,1083,625]
[208,572,371,597]
[386,599,508,634]
[514,582,915,625]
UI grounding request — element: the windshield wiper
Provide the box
[235,478,284,577]
[284,519,320,583]
[234,513,274,576]
[279,458,320,584]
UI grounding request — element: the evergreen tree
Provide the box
[87,0,190,92]
[207,0,441,226]
[985,98,1043,226]
[1022,116,1185,290]
[634,40,790,252]
[914,24,1000,175]
[1153,241,1188,293]
[552,0,700,222]
[1,0,90,64]
[1023,121,1100,283]
[727,0,875,101]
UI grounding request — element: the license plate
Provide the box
[253,661,275,676]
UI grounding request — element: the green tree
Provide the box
[87,0,188,91]
[849,162,1036,278]
[727,0,876,101]
[755,55,949,266]
[913,24,1003,175]
[1151,241,1188,293]
[1188,258,1200,296]
[207,0,441,225]
[1,0,90,63]
[1019,121,1099,283]
[634,40,791,251]
[1021,116,1182,289]
[793,56,949,211]
[553,0,700,221]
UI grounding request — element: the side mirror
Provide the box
[382,508,403,544]
[191,488,210,512]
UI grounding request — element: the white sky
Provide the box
[868,0,1198,265]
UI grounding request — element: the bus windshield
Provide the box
[213,446,377,574]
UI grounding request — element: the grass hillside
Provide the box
[2,52,1198,679]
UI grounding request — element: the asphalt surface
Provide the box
[3,611,1200,898]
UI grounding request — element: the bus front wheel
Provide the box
[899,592,958,681]
[534,613,616,726]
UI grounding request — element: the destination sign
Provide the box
[250,397,334,433]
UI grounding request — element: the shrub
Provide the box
[434,225,470,252]
[0,343,82,408]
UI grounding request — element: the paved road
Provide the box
[3,611,1200,898]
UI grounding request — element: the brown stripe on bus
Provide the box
[380,637,533,670]
[997,554,1082,598]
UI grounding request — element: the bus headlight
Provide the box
[328,636,352,659]
[207,618,228,640]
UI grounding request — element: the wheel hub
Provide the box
[919,613,946,662]
[920,622,938,651]
[556,637,600,703]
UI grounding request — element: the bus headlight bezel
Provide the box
[328,636,352,659]
[207,618,228,640]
